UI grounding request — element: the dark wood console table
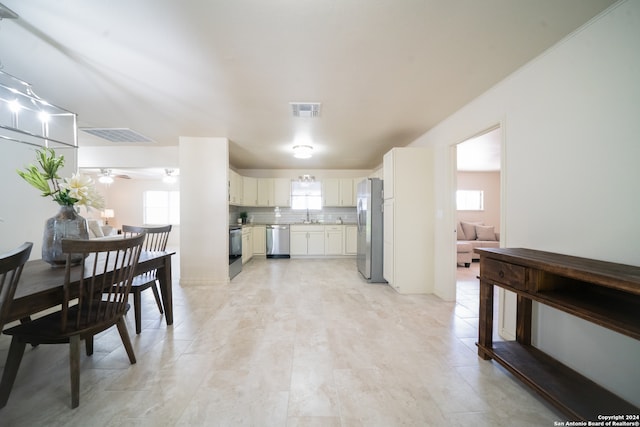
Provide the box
[475,248,640,421]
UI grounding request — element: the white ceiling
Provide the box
[457,127,501,171]
[0,0,615,170]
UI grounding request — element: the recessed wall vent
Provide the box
[80,128,154,143]
[290,102,321,118]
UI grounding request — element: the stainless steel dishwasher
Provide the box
[266,225,290,258]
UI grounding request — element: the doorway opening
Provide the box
[453,125,502,330]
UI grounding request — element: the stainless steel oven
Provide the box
[229,226,242,279]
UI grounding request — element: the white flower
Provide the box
[60,173,104,209]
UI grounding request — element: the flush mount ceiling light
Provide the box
[293,145,313,159]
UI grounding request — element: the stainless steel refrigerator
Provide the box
[357,178,386,283]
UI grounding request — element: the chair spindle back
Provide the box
[60,235,145,333]
[122,225,172,252]
[0,242,33,329]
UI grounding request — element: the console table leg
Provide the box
[516,296,532,345]
[478,279,494,360]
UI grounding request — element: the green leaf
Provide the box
[36,148,65,179]
[16,165,53,196]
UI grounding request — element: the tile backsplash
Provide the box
[229,206,357,225]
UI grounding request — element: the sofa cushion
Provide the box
[456,222,466,240]
[102,225,115,236]
[460,221,482,241]
[456,241,473,253]
[475,225,497,241]
[87,219,104,238]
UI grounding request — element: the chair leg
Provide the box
[19,317,39,348]
[133,290,142,334]
[116,317,137,364]
[0,338,27,408]
[150,282,164,314]
[70,335,81,409]
[85,335,94,356]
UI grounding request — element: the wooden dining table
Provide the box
[4,250,176,326]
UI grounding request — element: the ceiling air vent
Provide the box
[80,128,154,143]
[290,102,321,118]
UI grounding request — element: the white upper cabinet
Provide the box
[353,177,366,203]
[257,178,273,206]
[323,178,356,207]
[323,179,341,206]
[273,178,291,207]
[340,179,355,206]
[231,173,360,207]
[243,176,258,206]
[229,169,243,205]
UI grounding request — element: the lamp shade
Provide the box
[101,209,115,219]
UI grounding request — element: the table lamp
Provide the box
[101,209,115,225]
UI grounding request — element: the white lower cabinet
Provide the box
[307,231,325,255]
[324,225,343,255]
[383,199,394,284]
[242,227,253,264]
[344,225,357,255]
[290,231,308,255]
[290,225,357,257]
[252,225,266,255]
[291,225,325,256]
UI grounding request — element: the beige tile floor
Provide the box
[0,257,560,426]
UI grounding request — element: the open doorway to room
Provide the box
[453,126,502,329]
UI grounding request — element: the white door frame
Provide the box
[445,121,514,339]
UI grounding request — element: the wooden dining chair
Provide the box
[0,242,33,331]
[121,225,172,334]
[0,234,145,409]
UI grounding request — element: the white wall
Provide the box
[86,178,181,249]
[78,146,179,169]
[78,145,182,249]
[179,137,229,286]
[411,0,640,405]
[457,171,500,230]
[0,143,78,257]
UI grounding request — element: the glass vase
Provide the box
[42,205,89,267]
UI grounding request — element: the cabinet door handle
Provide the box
[499,270,505,278]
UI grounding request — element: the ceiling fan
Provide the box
[98,168,130,184]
